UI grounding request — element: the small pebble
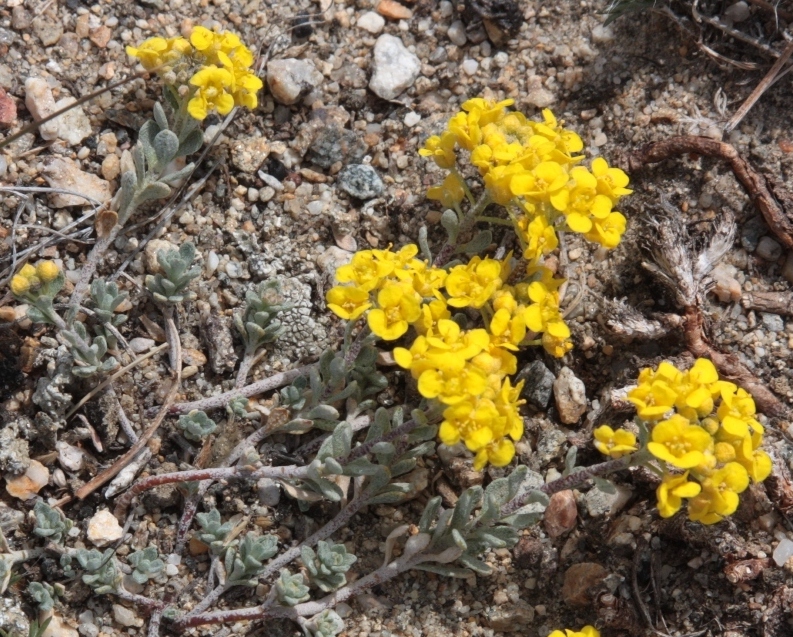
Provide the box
[462,59,479,75]
[337,164,384,199]
[266,59,323,105]
[756,236,782,261]
[376,0,413,20]
[773,538,793,566]
[87,509,124,547]
[357,11,385,34]
[369,34,421,100]
[404,111,421,127]
[447,21,467,47]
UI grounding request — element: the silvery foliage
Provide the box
[145,243,201,304]
[88,279,128,350]
[438,203,492,257]
[235,280,290,354]
[300,541,357,592]
[73,548,120,594]
[114,101,199,224]
[283,406,435,508]
[302,610,345,637]
[177,409,217,442]
[127,547,165,585]
[28,582,55,612]
[275,569,310,606]
[411,465,549,578]
[195,508,234,556]
[277,337,387,436]
[22,270,65,326]
[224,533,278,586]
[32,501,73,544]
[62,319,119,378]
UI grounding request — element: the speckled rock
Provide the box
[553,366,587,424]
[517,360,555,409]
[42,158,111,207]
[266,59,323,105]
[337,164,384,199]
[544,490,577,538]
[87,509,123,547]
[369,34,421,100]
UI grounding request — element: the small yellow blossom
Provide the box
[647,414,713,469]
[36,261,60,283]
[656,472,701,518]
[593,425,637,458]
[427,173,466,208]
[591,157,632,201]
[126,36,190,71]
[417,359,488,405]
[523,281,569,339]
[445,257,503,309]
[325,286,371,321]
[419,132,457,169]
[10,275,30,296]
[473,437,515,470]
[367,283,421,341]
[188,65,235,120]
[548,626,600,637]
[336,251,393,292]
[687,462,749,524]
[519,213,558,263]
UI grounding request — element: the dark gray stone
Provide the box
[337,164,384,200]
[741,215,768,252]
[517,360,555,409]
[309,126,367,169]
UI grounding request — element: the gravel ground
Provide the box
[2,0,793,636]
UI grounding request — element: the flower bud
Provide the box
[36,260,60,283]
[10,274,30,296]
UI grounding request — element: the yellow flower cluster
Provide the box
[10,261,60,297]
[549,626,599,637]
[598,359,771,524]
[126,26,263,121]
[419,98,631,259]
[326,245,549,470]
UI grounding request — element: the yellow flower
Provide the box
[36,260,60,283]
[445,257,503,309]
[687,462,749,524]
[126,36,190,71]
[488,307,527,350]
[367,283,421,340]
[548,626,600,637]
[232,70,263,110]
[461,97,514,125]
[523,281,569,339]
[542,331,573,358]
[627,361,681,420]
[647,414,713,469]
[591,157,632,201]
[593,425,637,458]
[519,213,558,263]
[656,471,701,518]
[413,299,451,335]
[584,211,626,249]
[326,286,371,321]
[19,264,37,279]
[473,437,515,470]
[440,399,502,449]
[427,173,465,208]
[417,359,488,405]
[419,132,457,169]
[448,109,483,151]
[10,275,30,296]
[510,161,570,211]
[336,251,393,292]
[188,65,235,120]
[483,163,526,205]
[424,320,490,361]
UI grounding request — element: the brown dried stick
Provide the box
[627,136,793,249]
[742,291,793,316]
[725,40,793,133]
[683,306,785,417]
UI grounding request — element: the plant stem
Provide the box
[113,464,310,519]
[165,365,312,415]
[500,452,648,516]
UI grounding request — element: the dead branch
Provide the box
[742,291,793,316]
[627,136,793,249]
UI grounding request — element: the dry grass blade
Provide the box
[725,39,793,133]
